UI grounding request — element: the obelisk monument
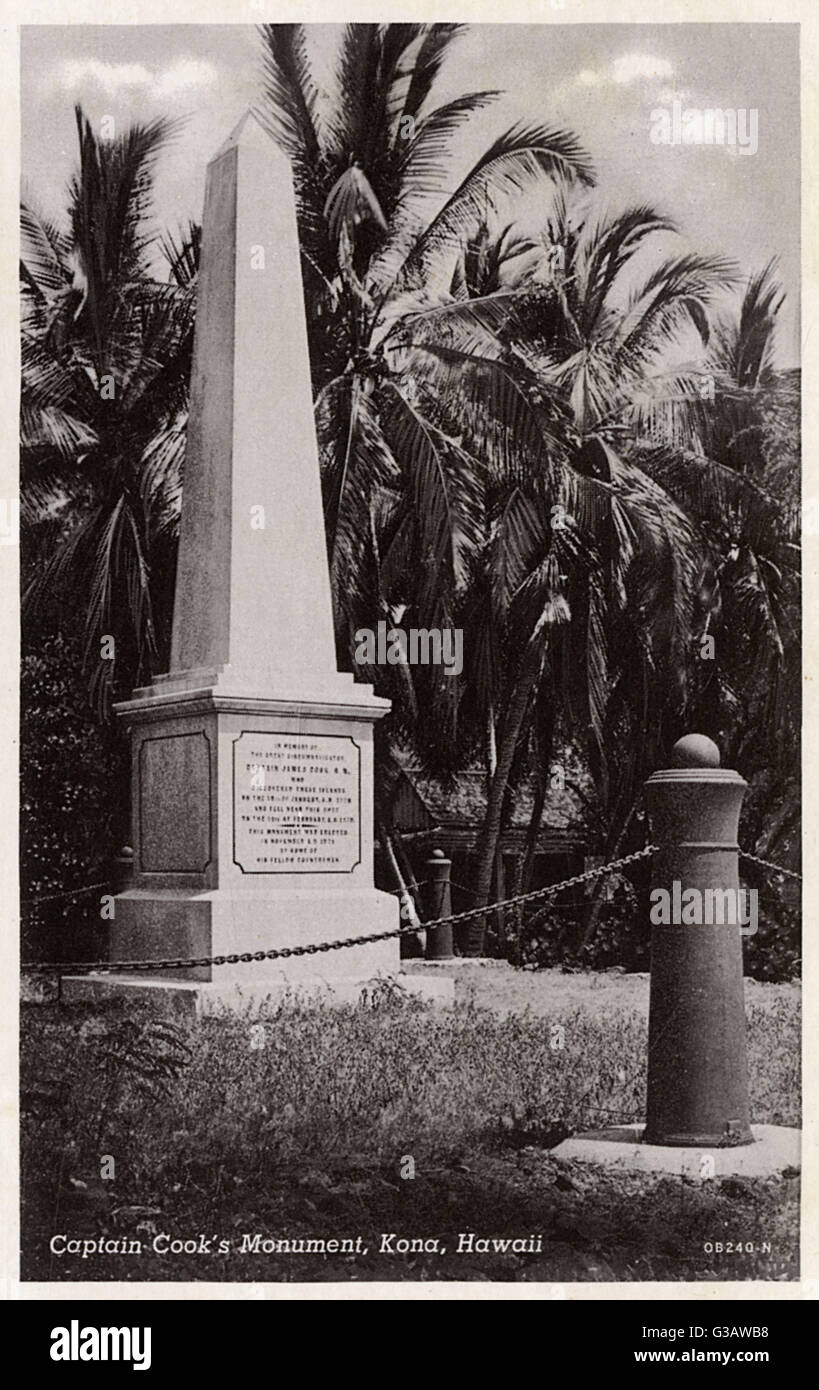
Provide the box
[72,114,400,1008]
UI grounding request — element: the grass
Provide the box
[21,977,800,1283]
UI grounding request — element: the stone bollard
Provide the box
[424,848,454,960]
[644,734,753,1147]
[112,846,135,895]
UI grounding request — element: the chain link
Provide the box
[22,881,111,907]
[20,845,799,975]
[20,845,797,915]
[21,845,657,976]
[739,851,801,882]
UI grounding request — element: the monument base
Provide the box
[110,886,398,984]
[110,681,401,997]
[60,969,455,1016]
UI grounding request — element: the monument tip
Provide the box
[212,109,277,162]
[670,733,721,769]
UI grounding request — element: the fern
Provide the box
[79,1017,193,1146]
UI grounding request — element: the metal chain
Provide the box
[739,851,801,882]
[22,881,111,907]
[20,845,657,976]
[20,845,798,912]
[24,879,428,908]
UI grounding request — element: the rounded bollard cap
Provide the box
[670,734,720,768]
[430,848,446,859]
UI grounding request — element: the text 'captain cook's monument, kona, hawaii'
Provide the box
[66,113,408,1011]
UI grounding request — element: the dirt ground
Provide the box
[402,959,800,1018]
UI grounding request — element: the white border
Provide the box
[2,0,815,1302]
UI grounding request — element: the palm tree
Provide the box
[425,190,737,950]
[258,24,595,657]
[262,29,764,952]
[548,260,800,955]
[634,261,799,833]
[21,107,197,712]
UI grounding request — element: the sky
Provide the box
[20,22,800,365]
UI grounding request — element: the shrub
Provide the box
[20,630,129,962]
[503,882,799,983]
[743,901,801,983]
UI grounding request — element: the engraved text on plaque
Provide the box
[233,732,361,873]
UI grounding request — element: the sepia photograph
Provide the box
[13,11,804,1298]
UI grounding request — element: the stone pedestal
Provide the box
[109,687,397,988]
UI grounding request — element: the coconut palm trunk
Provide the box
[466,638,545,954]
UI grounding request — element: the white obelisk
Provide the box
[67,114,400,1011]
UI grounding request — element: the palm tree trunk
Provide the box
[486,705,497,782]
[575,798,638,956]
[467,642,544,955]
[521,775,547,897]
[378,819,422,953]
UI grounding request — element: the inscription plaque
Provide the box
[233,731,361,873]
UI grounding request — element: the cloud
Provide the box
[60,60,153,95]
[564,52,675,94]
[58,57,219,101]
[612,53,674,86]
[154,60,220,98]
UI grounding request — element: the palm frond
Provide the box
[257,23,322,163]
[395,91,499,200]
[160,222,201,287]
[382,380,484,600]
[729,259,786,388]
[373,123,595,300]
[69,106,178,369]
[615,253,738,368]
[20,200,71,297]
[576,206,677,337]
[332,24,382,161]
[324,164,388,247]
[395,336,567,481]
[315,373,399,585]
[401,24,468,123]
